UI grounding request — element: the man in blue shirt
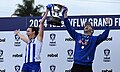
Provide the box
[62,7,110,72]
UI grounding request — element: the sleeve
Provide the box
[64,18,81,40]
[96,26,110,45]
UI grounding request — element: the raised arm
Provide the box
[37,9,49,42]
[37,4,53,42]
[96,18,110,45]
[62,6,79,40]
[14,29,29,43]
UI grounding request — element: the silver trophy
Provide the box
[47,4,63,26]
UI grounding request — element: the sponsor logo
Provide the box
[14,34,21,46]
[105,37,112,41]
[0,49,4,62]
[67,49,73,62]
[65,69,71,72]
[47,53,58,57]
[50,65,56,72]
[12,53,23,58]
[102,69,112,72]
[49,33,56,46]
[15,65,20,72]
[0,38,5,43]
[103,48,111,62]
[0,69,5,72]
[65,37,74,41]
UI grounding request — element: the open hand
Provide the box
[62,6,68,15]
[46,4,53,10]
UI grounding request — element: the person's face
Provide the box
[26,28,35,39]
[84,25,93,34]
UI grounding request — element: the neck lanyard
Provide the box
[81,34,91,49]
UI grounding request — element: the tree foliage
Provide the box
[12,0,44,17]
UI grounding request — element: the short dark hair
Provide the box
[85,22,94,34]
[85,22,92,27]
[28,27,39,36]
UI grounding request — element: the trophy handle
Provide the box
[53,4,63,12]
[47,4,63,26]
[49,8,53,16]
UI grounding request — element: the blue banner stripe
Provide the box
[28,43,31,62]
[33,44,35,62]
[0,15,120,31]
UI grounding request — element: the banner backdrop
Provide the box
[0,15,120,72]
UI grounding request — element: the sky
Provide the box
[0,0,120,17]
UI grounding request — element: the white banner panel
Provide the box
[0,16,120,72]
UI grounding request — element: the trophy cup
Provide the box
[47,4,63,26]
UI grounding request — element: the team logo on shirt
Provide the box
[67,49,73,62]
[14,34,21,46]
[103,48,111,62]
[50,65,56,72]
[49,33,56,46]
[15,65,20,72]
[0,49,4,62]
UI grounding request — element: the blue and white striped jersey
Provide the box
[25,37,42,63]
